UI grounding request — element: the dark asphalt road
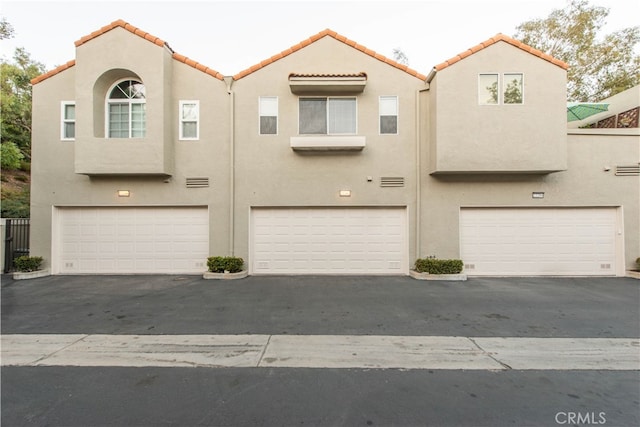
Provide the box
[2,274,639,337]
[2,274,638,426]
[3,367,639,427]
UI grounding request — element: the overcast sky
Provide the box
[2,0,639,76]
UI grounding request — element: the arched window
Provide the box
[107,79,146,138]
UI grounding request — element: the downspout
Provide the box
[415,85,429,260]
[224,76,235,255]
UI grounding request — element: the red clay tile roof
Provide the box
[31,19,223,85]
[234,29,427,81]
[289,72,367,78]
[427,33,568,82]
[30,60,76,85]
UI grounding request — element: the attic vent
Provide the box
[186,177,209,188]
[615,165,640,176]
[380,177,405,187]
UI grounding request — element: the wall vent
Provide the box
[380,177,405,187]
[615,165,640,176]
[600,263,611,270]
[186,177,209,188]
[464,264,475,270]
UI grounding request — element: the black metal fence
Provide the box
[3,218,30,273]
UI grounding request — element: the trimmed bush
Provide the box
[414,258,463,274]
[636,257,640,270]
[13,256,44,272]
[207,256,244,273]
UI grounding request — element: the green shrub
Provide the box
[636,257,640,270]
[13,256,43,272]
[207,256,244,273]
[414,258,463,274]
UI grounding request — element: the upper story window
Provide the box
[179,100,199,140]
[61,101,75,140]
[107,79,146,138]
[299,97,356,135]
[379,96,398,134]
[259,96,278,135]
[479,73,523,105]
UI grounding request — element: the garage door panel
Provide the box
[57,207,208,274]
[460,208,619,276]
[252,207,407,275]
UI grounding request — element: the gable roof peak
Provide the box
[233,28,426,81]
[31,19,224,85]
[427,33,568,82]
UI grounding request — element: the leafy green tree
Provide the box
[1,141,24,169]
[1,47,45,160]
[514,0,640,101]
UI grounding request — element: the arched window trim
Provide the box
[105,78,146,139]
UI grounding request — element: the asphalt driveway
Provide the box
[2,274,638,338]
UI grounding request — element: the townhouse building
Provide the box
[29,20,639,276]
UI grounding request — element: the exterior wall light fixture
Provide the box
[339,190,351,197]
[117,190,131,197]
[532,192,545,199]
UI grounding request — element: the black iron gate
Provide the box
[3,218,30,273]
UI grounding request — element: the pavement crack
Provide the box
[467,337,512,370]
[32,334,90,366]
[256,335,272,367]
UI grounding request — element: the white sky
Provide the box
[1,0,639,76]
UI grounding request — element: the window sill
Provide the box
[290,136,366,151]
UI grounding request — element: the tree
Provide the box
[1,47,46,160]
[0,17,14,40]
[392,47,409,66]
[1,141,24,169]
[514,0,640,101]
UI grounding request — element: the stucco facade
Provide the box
[29,20,639,276]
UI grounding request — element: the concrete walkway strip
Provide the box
[473,337,640,371]
[1,334,638,370]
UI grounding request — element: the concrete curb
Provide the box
[409,270,467,281]
[12,269,50,281]
[626,271,640,279]
[203,270,248,280]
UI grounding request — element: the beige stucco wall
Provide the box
[420,128,639,271]
[429,41,567,173]
[74,27,175,175]
[230,36,427,265]
[29,32,232,271]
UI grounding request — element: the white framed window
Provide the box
[106,79,146,138]
[479,74,499,105]
[299,97,357,135]
[179,100,199,140]
[61,101,75,140]
[379,96,398,134]
[259,96,278,135]
[478,73,523,105]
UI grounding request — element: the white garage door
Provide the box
[56,207,208,274]
[251,207,408,275]
[460,207,621,276]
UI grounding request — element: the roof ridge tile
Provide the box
[233,28,426,81]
